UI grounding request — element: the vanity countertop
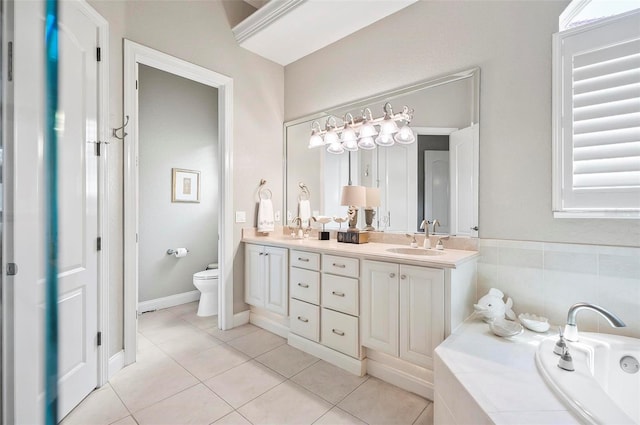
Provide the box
[241,232,478,269]
[434,319,580,424]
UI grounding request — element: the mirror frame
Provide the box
[283,67,480,235]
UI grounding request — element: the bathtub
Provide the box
[536,332,640,425]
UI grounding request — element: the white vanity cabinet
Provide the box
[244,243,288,316]
[361,260,444,368]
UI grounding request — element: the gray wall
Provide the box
[284,0,640,248]
[88,0,284,357]
[138,65,218,303]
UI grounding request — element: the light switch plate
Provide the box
[235,211,246,223]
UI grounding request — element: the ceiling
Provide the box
[234,0,418,66]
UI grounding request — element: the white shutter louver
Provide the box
[553,9,640,217]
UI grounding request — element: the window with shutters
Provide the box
[552,7,640,218]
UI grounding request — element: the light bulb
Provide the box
[375,133,395,147]
[343,138,359,151]
[379,118,399,135]
[358,136,376,150]
[324,129,339,145]
[394,125,415,144]
[341,127,357,144]
[359,122,377,138]
[327,142,344,154]
[308,133,324,148]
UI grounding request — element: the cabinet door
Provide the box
[244,244,265,307]
[265,246,289,315]
[399,265,445,367]
[361,261,399,356]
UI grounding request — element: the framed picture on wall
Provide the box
[172,168,201,203]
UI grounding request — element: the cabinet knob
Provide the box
[332,329,345,336]
[331,291,345,297]
[389,273,396,278]
[471,226,479,231]
[400,274,406,280]
[297,282,309,288]
[297,257,309,262]
[297,316,309,323]
[259,252,264,256]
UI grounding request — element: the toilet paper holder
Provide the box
[167,248,189,255]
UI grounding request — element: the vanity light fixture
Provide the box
[309,102,414,154]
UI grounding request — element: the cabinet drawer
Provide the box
[290,299,320,342]
[290,250,320,270]
[322,255,359,278]
[290,267,320,304]
[321,308,359,358]
[322,274,358,316]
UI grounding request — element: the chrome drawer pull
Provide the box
[298,257,310,262]
[332,263,346,268]
[297,282,309,288]
[332,291,345,297]
[332,329,345,336]
[297,316,309,323]
[389,273,396,278]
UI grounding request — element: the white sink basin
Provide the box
[386,247,445,256]
[536,332,640,424]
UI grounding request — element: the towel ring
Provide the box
[259,188,272,200]
[258,179,272,200]
[298,182,310,201]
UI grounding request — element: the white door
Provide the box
[360,261,399,356]
[450,124,479,237]
[244,244,264,307]
[11,1,100,422]
[424,150,450,234]
[264,246,288,315]
[378,142,417,232]
[399,265,444,368]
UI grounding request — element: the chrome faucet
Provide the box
[563,302,626,341]
[420,219,431,237]
[432,219,440,234]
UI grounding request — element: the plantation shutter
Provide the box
[553,10,640,216]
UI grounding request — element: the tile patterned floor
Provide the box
[62,302,433,425]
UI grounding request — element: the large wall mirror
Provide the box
[284,68,480,237]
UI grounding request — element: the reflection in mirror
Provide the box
[284,68,479,237]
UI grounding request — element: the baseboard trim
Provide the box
[233,310,250,327]
[108,350,125,379]
[249,312,289,338]
[288,333,366,376]
[366,357,433,400]
[138,290,200,313]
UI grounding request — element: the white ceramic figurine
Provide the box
[473,288,516,322]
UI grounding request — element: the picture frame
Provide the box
[172,168,201,203]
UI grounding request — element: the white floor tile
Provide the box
[313,406,367,425]
[61,384,129,425]
[227,329,286,358]
[255,344,319,378]
[291,360,368,404]
[177,344,250,381]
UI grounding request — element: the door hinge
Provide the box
[8,42,13,81]
[97,47,101,62]
[136,80,138,90]
[97,237,102,251]
[97,331,102,346]
[96,142,101,156]
[6,263,18,276]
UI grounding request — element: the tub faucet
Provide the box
[564,302,626,342]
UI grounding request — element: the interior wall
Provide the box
[284,0,640,248]
[138,64,218,303]
[88,0,284,357]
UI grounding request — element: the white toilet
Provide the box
[193,263,219,317]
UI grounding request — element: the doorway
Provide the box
[123,41,234,366]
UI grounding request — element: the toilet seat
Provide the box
[193,269,218,280]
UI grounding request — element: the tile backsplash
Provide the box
[478,239,640,339]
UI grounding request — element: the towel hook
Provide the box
[298,182,310,201]
[258,179,272,200]
[112,115,130,140]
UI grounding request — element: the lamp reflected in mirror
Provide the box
[340,185,366,231]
